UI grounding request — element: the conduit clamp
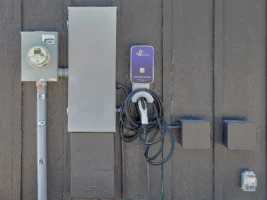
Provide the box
[38,120,46,126]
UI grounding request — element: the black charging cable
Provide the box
[116,82,130,111]
[118,88,175,166]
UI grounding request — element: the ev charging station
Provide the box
[130,45,155,124]
[21,6,260,200]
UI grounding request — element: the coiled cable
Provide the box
[119,88,175,166]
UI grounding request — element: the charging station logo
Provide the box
[136,50,149,56]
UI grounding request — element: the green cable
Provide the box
[159,150,164,200]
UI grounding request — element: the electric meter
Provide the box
[21,31,58,81]
[27,46,50,68]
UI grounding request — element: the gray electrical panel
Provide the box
[68,7,117,132]
[21,32,58,81]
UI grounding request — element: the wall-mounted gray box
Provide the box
[68,7,117,132]
[223,120,256,150]
[181,120,211,149]
[70,133,115,198]
[21,32,58,81]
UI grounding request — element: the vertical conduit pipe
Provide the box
[36,80,47,200]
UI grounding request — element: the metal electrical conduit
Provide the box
[35,68,68,200]
[36,80,47,200]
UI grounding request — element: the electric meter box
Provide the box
[21,32,58,81]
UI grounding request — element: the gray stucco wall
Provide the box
[0,0,266,199]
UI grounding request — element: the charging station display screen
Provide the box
[130,45,154,83]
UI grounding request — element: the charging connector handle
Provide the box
[138,98,148,125]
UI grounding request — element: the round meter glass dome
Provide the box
[27,46,50,68]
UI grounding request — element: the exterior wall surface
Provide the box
[0,0,266,200]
